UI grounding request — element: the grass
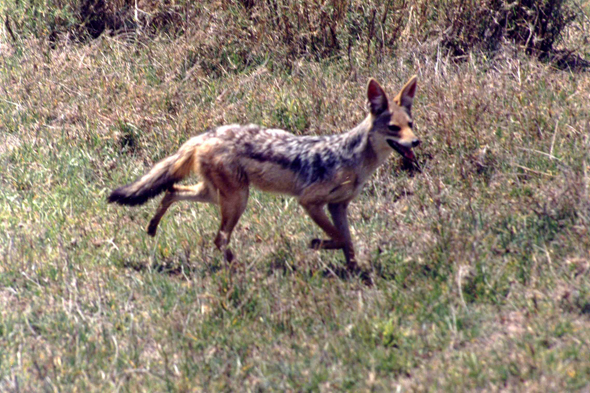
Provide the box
[1,3,590,391]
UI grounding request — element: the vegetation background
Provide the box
[1,0,590,390]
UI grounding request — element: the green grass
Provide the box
[1,6,590,391]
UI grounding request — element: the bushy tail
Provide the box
[107,143,196,206]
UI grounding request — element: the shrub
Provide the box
[423,0,578,57]
[2,0,583,63]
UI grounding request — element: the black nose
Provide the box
[411,139,421,147]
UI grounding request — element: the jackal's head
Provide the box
[367,76,420,161]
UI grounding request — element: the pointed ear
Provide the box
[367,79,389,116]
[393,75,418,115]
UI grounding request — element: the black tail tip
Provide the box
[107,188,126,204]
[107,187,148,206]
[107,176,176,206]
[107,185,158,206]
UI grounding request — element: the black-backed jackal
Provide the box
[108,76,421,273]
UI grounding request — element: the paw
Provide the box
[224,248,234,263]
[358,270,374,286]
[310,239,345,250]
[309,238,323,250]
[344,262,373,286]
[147,220,158,237]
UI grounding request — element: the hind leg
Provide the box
[147,182,216,236]
[213,188,249,263]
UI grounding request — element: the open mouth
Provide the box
[387,139,415,161]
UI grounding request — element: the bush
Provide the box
[3,0,187,42]
[426,0,578,57]
[2,0,583,63]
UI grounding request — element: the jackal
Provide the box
[108,76,420,273]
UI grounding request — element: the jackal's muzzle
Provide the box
[387,138,420,161]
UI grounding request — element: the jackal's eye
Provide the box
[408,121,413,129]
[388,125,401,133]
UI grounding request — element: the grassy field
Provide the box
[1,1,590,391]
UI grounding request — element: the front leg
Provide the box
[300,202,345,244]
[327,202,357,273]
[300,201,358,274]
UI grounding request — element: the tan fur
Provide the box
[108,76,421,274]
